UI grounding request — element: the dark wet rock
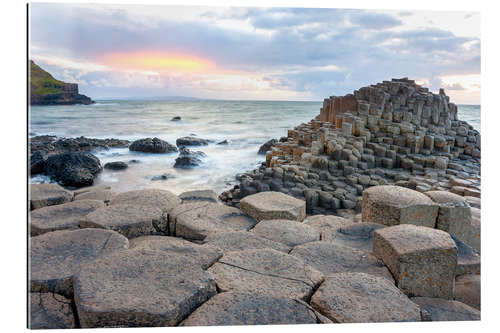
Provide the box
[30,151,47,175]
[104,161,128,170]
[30,135,130,156]
[311,272,421,323]
[176,136,209,147]
[203,231,290,253]
[174,147,206,168]
[30,228,129,298]
[73,248,217,328]
[151,173,176,181]
[29,292,76,329]
[410,297,480,321]
[30,199,105,236]
[129,137,177,153]
[128,159,141,163]
[30,183,73,210]
[217,139,231,145]
[179,189,218,203]
[171,116,181,121]
[45,152,102,188]
[208,248,324,300]
[258,138,277,154]
[181,292,329,326]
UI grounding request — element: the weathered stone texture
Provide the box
[240,191,306,222]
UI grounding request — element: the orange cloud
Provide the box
[99,51,214,72]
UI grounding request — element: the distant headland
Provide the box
[29,60,94,105]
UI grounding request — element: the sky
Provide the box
[29,3,480,104]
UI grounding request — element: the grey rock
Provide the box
[410,297,480,321]
[203,230,290,253]
[251,219,320,247]
[176,136,209,147]
[30,183,73,210]
[29,292,76,329]
[129,137,177,153]
[240,191,306,222]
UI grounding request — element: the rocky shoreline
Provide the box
[29,78,481,328]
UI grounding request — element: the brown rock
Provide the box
[30,183,73,210]
[30,199,105,236]
[362,185,438,227]
[251,219,320,247]
[74,189,115,203]
[455,274,480,310]
[240,191,306,222]
[30,228,128,297]
[203,231,290,253]
[208,248,324,300]
[411,297,480,321]
[310,272,421,323]
[373,224,457,299]
[290,241,394,282]
[303,215,353,239]
[110,189,181,214]
[29,292,76,329]
[74,248,217,328]
[323,222,388,252]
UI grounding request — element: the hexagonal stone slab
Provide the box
[240,191,306,222]
[290,241,394,282]
[30,183,73,210]
[323,222,388,252]
[129,236,222,269]
[362,185,438,227]
[181,292,330,326]
[82,204,166,238]
[29,292,76,329]
[169,202,257,241]
[30,199,105,236]
[73,248,217,328]
[311,272,421,323]
[251,219,320,247]
[425,191,472,242]
[110,189,181,214]
[74,189,115,203]
[411,297,480,321]
[452,235,480,276]
[179,189,218,203]
[30,228,128,298]
[455,274,480,310]
[303,215,353,240]
[203,231,290,253]
[373,224,457,299]
[208,248,324,300]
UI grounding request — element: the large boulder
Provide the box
[29,292,76,329]
[203,231,290,253]
[30,199,105,236]
[129,137,177,153]
[45,152,102,188]
[110,189,181,215]
[208,248,324,300]
[290,241,394,282]
[251,219,319,247]
[240,191,306,222]
[258,139,277,155]
[310,272,421,323]
[169,202,256,241]
[410,297,480,321]
[181,292,329,326]
[73,249,217,328]
[174,147,206,168]
[454,274,480,310]
[176,136,209,147]
[30,183,73,210]
[30,228,128,298]
[373,224,457,299]
[82,204,166,238]
[129,236,222,269]
[362,185,439,227]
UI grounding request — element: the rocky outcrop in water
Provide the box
[174,147,206,168]
[45,152,103,188]
[129,137,178,153]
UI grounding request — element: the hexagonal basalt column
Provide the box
[373,224,457,299]
[240,191,306,222]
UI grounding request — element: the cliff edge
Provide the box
[29,60,94,105]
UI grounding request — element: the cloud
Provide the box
[349,12,403,30]
[443,83,466,90]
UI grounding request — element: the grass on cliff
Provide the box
[30,60,66,96]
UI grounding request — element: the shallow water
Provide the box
[29,101,481,194]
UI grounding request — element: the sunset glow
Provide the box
[100,52,214,72]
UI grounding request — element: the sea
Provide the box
[29,101,481,195]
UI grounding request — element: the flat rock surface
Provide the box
[251,219,320,247]
[110,189,181,214]
[411,297,480,321]
[30,183,73,210]
[179,189,218,203]
[181,292,328,326]
[129,236,222,269]
[73,248,217,328]
[303,215,353,239]
[29,292,76,329]
[374,224,457,299]
[208,248,324,300]
[30,199,105,236]
[240,191,306,222]
[311,272,421,323]
[455,274,480,310]
[82,204,165,238]
[169,202,257,241]
[74,189,115,203]
[203,231,290,253]
[362,185,438,227]
[323,222,387,252]
[290,241,394,282]
[30,228,129,297]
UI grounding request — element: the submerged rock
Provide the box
[129,137,177,153]
[174,147,206,168]
[104,161,128,170]
[171,116,181,121]
[176,136,209,147]
[258,138,277,154]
